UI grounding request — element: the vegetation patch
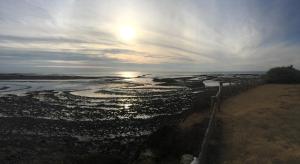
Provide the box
[266,65,300,83]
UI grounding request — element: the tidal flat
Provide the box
[0,73,260,163]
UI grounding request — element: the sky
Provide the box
[0,0,300,74]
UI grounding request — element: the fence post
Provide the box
[210,96,216,114]
[242,79,246,90]
[233,80,238,95]
[247,79,250,89]
[218,82,223,111]
[229,80,233,96]
[237,80,241,93]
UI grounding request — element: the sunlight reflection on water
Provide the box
[116,71,140,78]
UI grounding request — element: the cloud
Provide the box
[0,0,300,73]
[0,34,84,43]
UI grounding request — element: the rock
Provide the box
[134,149,157,164]
[190,157,199,164]
[140,149,155,158]
[180,154,194,164]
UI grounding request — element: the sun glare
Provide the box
[118,71,139,78]
[119,26,136,41]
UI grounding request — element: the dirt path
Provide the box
[219,84,300,164]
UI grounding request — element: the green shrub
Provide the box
[266,65,300,83]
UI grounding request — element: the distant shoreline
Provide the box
[0,72,264,80]
[0,73,116,80]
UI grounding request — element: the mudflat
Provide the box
[220,84,300,163]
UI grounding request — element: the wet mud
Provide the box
[0,73,260,163]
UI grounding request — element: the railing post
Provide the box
[247,79,250,89]
[229,80,233,96]
[210,96,216,114]
[218,82,223,111]
[237,80,241,92]
[242,79,246,90]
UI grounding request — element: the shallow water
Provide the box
[0,74,194,142]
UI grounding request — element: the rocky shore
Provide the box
[0,73,261,163]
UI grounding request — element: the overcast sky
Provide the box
[0,0,300,74]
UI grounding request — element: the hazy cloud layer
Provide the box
[0,0,300,73]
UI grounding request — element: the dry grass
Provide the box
[220,84,300,164]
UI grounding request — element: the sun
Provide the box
[119,26,136,41]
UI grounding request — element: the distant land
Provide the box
[0,73,105,80]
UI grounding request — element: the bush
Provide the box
[266,65,300,83]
